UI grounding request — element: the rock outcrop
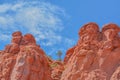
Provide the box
[50,61,64,80]
[0,31,52,80]
[0,22,120,80]
[61,22,120,80]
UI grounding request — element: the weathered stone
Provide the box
[61,23,120,80]
[21,34,36,45]
[80,69,107,80]
[0,23,120,80]
[12,31,22,44]
[64,46,75,64]
[50,61,64,80]
[0,32,52,80]
[11,45,52,80]
[110,66,120,80]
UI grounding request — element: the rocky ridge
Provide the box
[0,31,52,80]
[61,23,120,80]
[0,22,120,80]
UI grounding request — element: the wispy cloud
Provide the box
[0,34,10,41]
[0,0,75,58]
[0,1,65,46]
[64,38,75,47]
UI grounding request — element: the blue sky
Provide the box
[0,0,120,59]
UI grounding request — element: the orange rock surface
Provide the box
[0,22,120,80]
[61,23,120,80]
[0,31,52,80]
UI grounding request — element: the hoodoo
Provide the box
[0,31,52,80]
[0,23,120,80]
[61,23,120,80]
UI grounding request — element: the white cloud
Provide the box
[0,1,65,46]
[64,38,75,47]
[0,0,76,60]
[0,34,10,41]
[0,4,11,13]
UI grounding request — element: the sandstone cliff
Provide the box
[0,31,52,80]
[61,23,120,80]
[0,22,120,80]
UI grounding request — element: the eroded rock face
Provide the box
[64,46,76,65]
[11,45,51,80]
[21,34,36,45]
[12,31,22,44]
[80,69,107,80]
[50,61,64,80]
[0,31,52,80]
[110,66,120,80]
[0,23,120,80]
[61,23,120,80]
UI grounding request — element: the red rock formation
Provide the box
[12,31,22,44]
[50,61,64,80]
[0,31,52,80]
[0,23,120,80]
[61,22,120,80]
[64,46,76,65]
[21,34,36,45]
[110,66,120,80]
